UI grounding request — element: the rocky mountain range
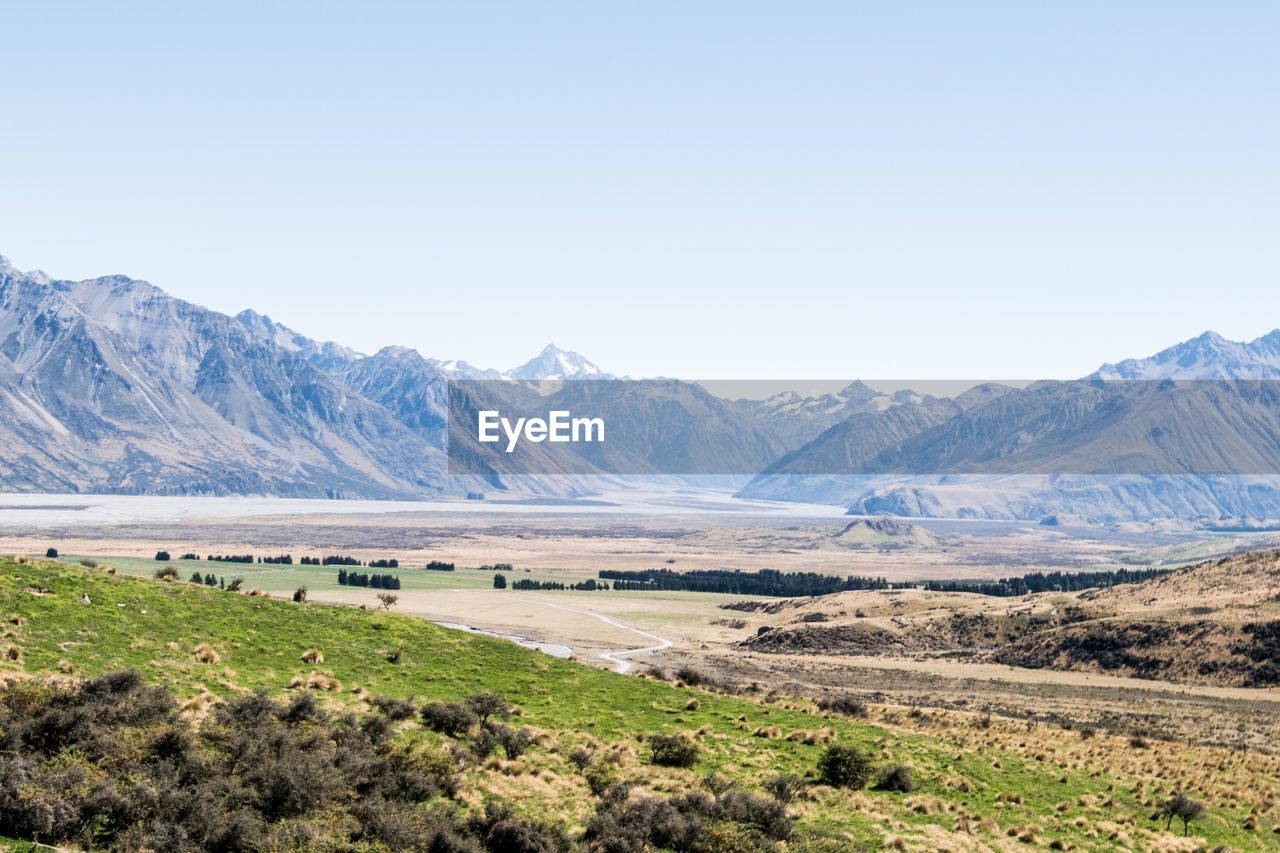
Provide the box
[3,253,1280,522]
[737,337,1280,522]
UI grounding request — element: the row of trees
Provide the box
[921,567,1172,597]
[602,567,913,597]
[510,578,611,591]
[337,568,401,589]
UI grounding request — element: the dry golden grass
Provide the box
[289,669,341,691]
[192,642,221,664]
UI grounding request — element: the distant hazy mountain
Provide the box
[1092,330,1280,379]
[734,381,933,447]
[507,344,612,380]
[739,332,1280,521]
[448,377,787,478]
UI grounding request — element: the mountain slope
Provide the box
[0,555,1265,850]
[1092,329,1280,379]
[0,256,450,498]
[508,343,612,380]
[739,332,1280,521]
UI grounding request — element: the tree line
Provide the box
[920,567,1172,597]
[509,578,610,591]
[600,568,911,597]
[337,568,401,589]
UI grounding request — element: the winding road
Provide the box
[539,602,673,673]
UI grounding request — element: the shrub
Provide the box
[470,725,499,759]
[1161,792,1205,836]
[584,790,706,852]
[154,550,171,561]
[649,733,700,768]
[466,802,569,853]
[763,774,803,804]
[292,586,308,603]
[497,725,535,760]
[153,565,179,580]
[466,692,510,725]
[421,701,476,737]
[568,746,594,770]
[583,761,620,796]
[875,764,915,793]
[718,789,792,840]
[817,694,867,717]
[370,695,417,721]
[675,667,705,686]
[493,573,507,589]
[376,593,399,610]
[0,670,464,849]
[701,770,735,799]
[818,744,875,788]
[44,548,57,558]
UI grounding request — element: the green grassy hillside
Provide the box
[0,557,1267,850]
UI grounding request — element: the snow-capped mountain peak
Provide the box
[506,343,611,380]
[1090,329,1280,379]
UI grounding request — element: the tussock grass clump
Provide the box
[300,648,325,664]
[8,614,26,626]
[5,646,21,661]
[786,726,835,745]
[289,670,340,691]
[57,659,74,674]
[192,642,221,664]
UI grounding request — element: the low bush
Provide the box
[817,744,875,789]
[370,695,417,721]
[421,701,476,737]
[467,691,511,725]
[0,671,461,850]
[763,773,803,804]
[649,733,700,768]
[817,694,867,717]
[874,764,915,793]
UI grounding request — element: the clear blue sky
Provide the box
[2,2,1276,378]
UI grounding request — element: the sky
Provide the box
[1,2,1277,379]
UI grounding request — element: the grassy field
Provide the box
[2,556,1274,850]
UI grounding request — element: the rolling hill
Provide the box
[0,556,1271,849]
